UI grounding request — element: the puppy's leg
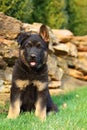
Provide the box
[47,90,58,113]
[7,99,21,119]
[7,85,21,119]
[35,89,47,121]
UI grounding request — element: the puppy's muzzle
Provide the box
[29,54,37,67]
[30,54,37,60]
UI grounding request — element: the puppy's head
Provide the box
[17,25,49,70]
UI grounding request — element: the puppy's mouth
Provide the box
[29,61,37,67]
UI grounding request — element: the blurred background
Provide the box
[0,0,87,36]
[0,0,87,101]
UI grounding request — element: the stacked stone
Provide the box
[0,13,87,97]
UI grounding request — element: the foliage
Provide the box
[45,0,69,29]
[67,0,87,35]
[0,0,87,35]
[32,0,69,29]
[0,87,87,130]
[0,0,33,23]
[32,0,47,24]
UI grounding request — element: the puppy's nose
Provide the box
[30,54,36,59]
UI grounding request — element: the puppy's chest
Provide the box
[15,72,47,92]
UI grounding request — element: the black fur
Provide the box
[7,25,58,120]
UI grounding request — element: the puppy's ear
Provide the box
[17,32,31,46]
[39,24,49,43]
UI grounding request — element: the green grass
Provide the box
[0,87,87,130]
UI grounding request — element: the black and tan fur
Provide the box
[7,25,58,121]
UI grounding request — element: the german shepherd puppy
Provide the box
[7,25,58,121]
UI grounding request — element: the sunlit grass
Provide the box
[0,87,87,130]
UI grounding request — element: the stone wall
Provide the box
[0,12,87,97]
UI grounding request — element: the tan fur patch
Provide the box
[15,79,29,90]
[35,97,46,121]
[20,49,29,67]
[7,98,21,119]
[33,80,48,91]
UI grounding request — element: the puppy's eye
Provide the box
[36,42,41,48]
[28,43,32,47]
[25,42,32,48]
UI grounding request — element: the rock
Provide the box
[72,36,87,52]
[67,42,78,57]
[0,93,10,105]
[68,68,84,79]
[72,35,87,44]
[0,80,4,92]
[0,79,11,93]
[0,68,12,93]
[0,12,22,39]
[64,56,77,68]
[4,67,12,82]
[53,43,69,56]
[1,84,11,93]
[59,54,87,80]
[0,40,18,66]
[48,81,61,89]
[62,75,87,91]
[0,38,18,48]
[75,58,87,74]
[0,70,5,80]
[0,80,11,93]
[78,52,87,58]
[53,42,78,57]
[57,57,68,73]
[0,56,7,69]
[48,54,64,81]
[47,26,59,52]
[49,88,64,95]
[22,22,42,33]
[77,45,87,52]
[83,76,87,80]
[52,29,74,43]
